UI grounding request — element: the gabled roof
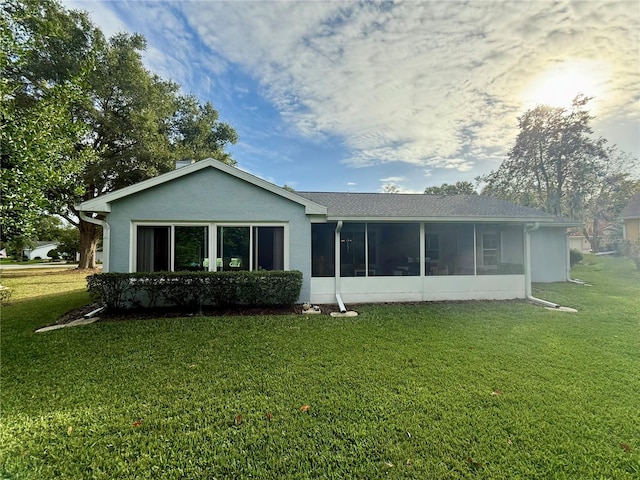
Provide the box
[620,193,640,220]
[76,158,579,225]
[297,192,579,225]
[76,158,327,215]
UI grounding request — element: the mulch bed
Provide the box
[56,303,345,324]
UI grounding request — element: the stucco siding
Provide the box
[105,168,312,301]
[530,228,568,282]
[311,275,526,304]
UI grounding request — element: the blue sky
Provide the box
[63,0,639,193]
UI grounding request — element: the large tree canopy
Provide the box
[478,96,639,251]
[424,181,476,195]
[1,0,99,241]
[2,0,238,267]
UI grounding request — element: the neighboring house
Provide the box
[76,158,580,306]
[568,234,591,253]
[620,193,640,242]
[23,241,59,260]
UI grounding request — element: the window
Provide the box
[136,226,170,272]
[311,223,336,277]
[175,226,208,271]
[340,223,365,277]
[217,226,250,271]
[482,232,499,267]
[135,223,285,273]
[424,224,475,275]
[475,225,524,275]
[368,223,420,276]
[253,226,284,271]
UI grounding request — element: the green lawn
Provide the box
[1,257,638,479]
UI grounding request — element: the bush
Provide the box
[47,249,60,260]
[87,271,303,311]
[569,249,583,267]
[619,240,640,270]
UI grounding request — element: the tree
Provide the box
[478,96,639,252]
[3,1,238,269]
[1,0,99,242]
[65,32,238,269]
[424,181,476,195]
[581,150,640,251]
[479,96,608,215]
[56,226,80,261]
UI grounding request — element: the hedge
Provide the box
[87,271,303,311]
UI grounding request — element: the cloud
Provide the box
[68,1,639,176]
[192,2,634,167]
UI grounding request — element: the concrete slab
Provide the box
[330,311,358,317]
[35,317,98,333]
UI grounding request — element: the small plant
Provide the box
[0,286,12,304]
[47,249,60,260]
[569,249,583,267]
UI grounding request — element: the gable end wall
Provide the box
[106,168,312,301]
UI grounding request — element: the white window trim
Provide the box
[130,221,289,272]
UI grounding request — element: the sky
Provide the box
[62,0,639,193]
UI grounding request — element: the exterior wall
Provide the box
[569,235,591,253]
[624,219,640,242]
[105,167,313,301]
[311,275,526,304]
[530,227,568,283]
[24,243,58,260]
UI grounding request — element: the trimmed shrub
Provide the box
[87,271,303,311]
[569,249,583,267]
[47,249,60,260]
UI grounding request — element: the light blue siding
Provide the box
[530,228,568,282]
[106,167,312,301]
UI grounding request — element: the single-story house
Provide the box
[568,234,591,253]
[76,158,579,307]
[620,193,640,242]
[23,241,59,260]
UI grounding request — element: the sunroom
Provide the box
[309,221,527,304]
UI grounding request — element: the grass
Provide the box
[1,257,638,479]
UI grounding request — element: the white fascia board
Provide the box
[324,215,556,223]
[76,158,327,215]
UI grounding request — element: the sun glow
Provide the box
[523,60,609,111]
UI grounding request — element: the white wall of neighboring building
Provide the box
[23,243,58,260]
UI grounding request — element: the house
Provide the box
[23,241,59,260]
[620,193,640,242]
[76,158,579,306]
[568,234,591,253]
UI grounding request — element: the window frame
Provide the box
[131,221,289,273]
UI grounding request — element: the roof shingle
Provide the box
[296,192,576,224]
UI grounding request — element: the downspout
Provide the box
[524,222,559,308]
[78,211,110,273]
[335,221,347,313]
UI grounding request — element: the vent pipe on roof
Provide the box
[175,159,195,169]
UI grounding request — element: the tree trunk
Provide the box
[592,217,599,253]
[78,218,101,269]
